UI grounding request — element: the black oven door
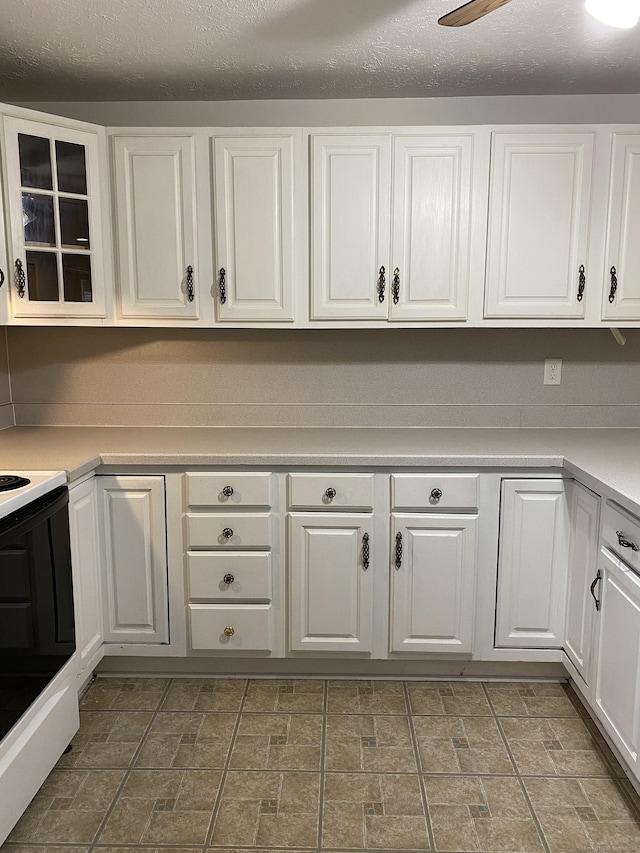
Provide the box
[0,486,75,739]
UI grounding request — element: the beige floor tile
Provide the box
[501,717,612,777]
[430,804,481,852]
[325,714,416,772]
[4,847,90,853]
[473,817,544,852]
[56,711,152,768]
[365,814,430,849]
[409,683,492,716]
[534,807,596,853]
[322,800,366,848]
[230,713,322,770]
[243,680,324,714]
[6,769,125,844]
[327,680,407,715]
[209,771,320,848]
[97,769,222,845]
[161,678,246,712]
[80,678,169,712]
[415,716,513,775]
[486,683,579,718]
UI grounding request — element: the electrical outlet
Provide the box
[544,358,562,385]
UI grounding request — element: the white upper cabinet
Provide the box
[213,133,300,322]
[485,132,595,319]
[311,134,391,321]
[2,114,110,319]
[311,131,482,323]
[112,135,200,321]
[602,133,640,321]
[390,135,475,322]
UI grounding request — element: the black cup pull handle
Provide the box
[590,570,602,611]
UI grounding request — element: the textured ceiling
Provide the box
[1,0,640,100]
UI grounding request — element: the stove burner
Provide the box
[0,476,31,492]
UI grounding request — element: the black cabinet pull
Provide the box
[186,265,194,302]
[590,570,602,611]
[219,267,226,304]
[0,267,4,288]
[392,268,400,304]
[377,266,386,303]
[362,532,370,571]
[617,530,639,552]
[608,266,618,303]
[395,532,403,569]
[15,259,26,298]
[577,264,585,302]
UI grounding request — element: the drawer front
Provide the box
[288,473,374,510]
[391,474,479,511]
[189,604,273,651]
[602,503,640,572]
[186,472,271,508]
[186,514,271,549]
[188,552,272,601]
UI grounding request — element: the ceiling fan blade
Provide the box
[438,0,513,27]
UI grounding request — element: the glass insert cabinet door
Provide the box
[2,116,107,318]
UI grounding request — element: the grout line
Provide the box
[482,684,553,853]
[203,678,250,848]
[403,681,436,853]
[315,679,328,853]
[85,678,173,853]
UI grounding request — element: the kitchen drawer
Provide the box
[187,552,271,601]
[189,604,273,652]
[186,513,271,549]
[185,472,271,509]
[391,473,479,511]
[602,502,640,572]
[287,473,373,511]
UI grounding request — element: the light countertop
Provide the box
[0,425,639,515]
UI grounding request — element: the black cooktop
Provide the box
[0,476,30,492]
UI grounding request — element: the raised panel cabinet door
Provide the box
[594,547,640,773]
[213,135,297,322]
[2,115,108,319]
[390,136,473,321]
[495,479,570,648]
[311,134,391,320]
[390,514,477,654]
[113,135,199,320]
[485,133,594,319]
[97,476,169,644]
[602,134,640,321]
[564,483,601,684]
[68,477,103,677]
[288,513,373,652]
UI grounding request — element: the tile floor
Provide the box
[3,677,640,853]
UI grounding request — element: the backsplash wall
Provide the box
[6,327,640,428]
[0,330,14,430]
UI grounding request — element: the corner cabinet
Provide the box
[484,132,594,320]
[1,113,111,320]
[212,132,302,323]
[111,134,200,322]
[495,478,570,648]
[97,475,169,644]
[310,130,486,323]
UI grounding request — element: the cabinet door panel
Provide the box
[68,477,103,675]
[594,548,640,771]
[390,136,472,321]
[214,135,296,322]
[390,514,477,653]
[495,479,569,648]
[485,133,594,319]
[98,476,168,644]
[311,135,390,320]
[564,483,600,683]
[113,136,198,320]
[289,513,373,652]
[603,134,640,320]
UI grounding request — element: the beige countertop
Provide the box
[1,425,639,515]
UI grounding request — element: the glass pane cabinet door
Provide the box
[3,116,107,318]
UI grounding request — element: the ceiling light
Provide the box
[585,0,640,28]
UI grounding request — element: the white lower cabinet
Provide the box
[97,475,169,644]
[390,514,477,654]
[68,477,103,681]
[593,547,640,775]
[288,513,373,653]
[495,479,570,648]
[564,482,601,684]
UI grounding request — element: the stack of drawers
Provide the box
[184,472,274,653]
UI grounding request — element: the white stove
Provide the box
[0,471,67,519]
